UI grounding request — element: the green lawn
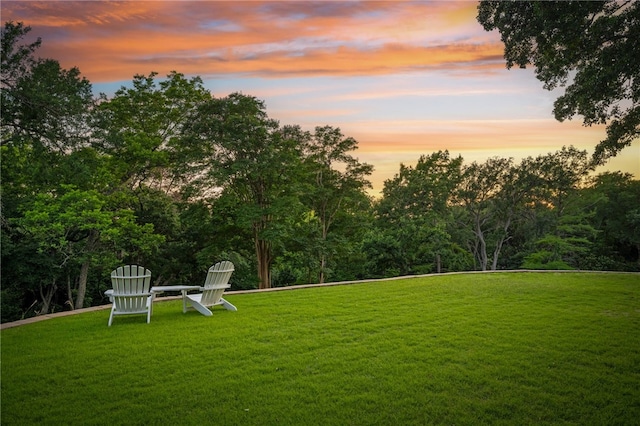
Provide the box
[2,272,639,425]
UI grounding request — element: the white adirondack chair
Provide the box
[185,261,237,316]
[107,265,153,326]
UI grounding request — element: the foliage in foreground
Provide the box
[2,272,639,425]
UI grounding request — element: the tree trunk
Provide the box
[491,217,512,271]
[319,255,326,284]
[67,274,74,309]
[75,230,99,309]
[436,254,441,273]
[491,244,501,271]
[318,209,332,284]
[38,280,57,315]
[255,235,272,289]
[75,260,90,309]
[475,221,488,271]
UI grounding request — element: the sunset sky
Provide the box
[3,0,638,196]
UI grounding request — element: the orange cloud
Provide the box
[2,1,503,82]
[36,38,504,82]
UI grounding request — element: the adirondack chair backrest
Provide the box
[200,261,234,306]
[111,265,152,312]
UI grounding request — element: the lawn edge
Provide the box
[2,269,637,330]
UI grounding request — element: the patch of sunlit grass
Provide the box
[1,272,639,424]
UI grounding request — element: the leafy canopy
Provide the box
[477,0,640,164]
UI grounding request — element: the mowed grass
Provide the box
[2,272,639,425]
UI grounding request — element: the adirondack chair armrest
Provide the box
[105,289,152,300]
[112,274,151,279]
[111,292,152,297]
[205,284,231,290]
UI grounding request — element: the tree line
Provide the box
[1,22,638,323]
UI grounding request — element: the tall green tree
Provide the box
[457,157,523,271]
[377,151,463,224]
[1,22,92,152]
[2,21,97,317]
[92,71,212,193]
[374,151,465,274]
[91,71,214,286]
[1,21,93,208]
[196,93,306,289]
[301,125,373,283]
[526,146,593,216]
[17,185,163,311]
[588,172,640,269]
[478,1,640,164]
[519,147,596,269]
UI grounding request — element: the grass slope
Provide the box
[2,272,639,425]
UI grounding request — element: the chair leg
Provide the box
[221,298,237,312]
[187,299,213,316]
[108,307,115,326]
[181,290,188,313]
[146,297,152,323]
